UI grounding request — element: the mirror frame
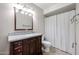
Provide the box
[14,7,33,31]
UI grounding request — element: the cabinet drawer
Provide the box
[13,40,23,48]
[14,48,23,52]
[13,47,23,55]
[14,46,22,50]
[10,40,23,55]
[13,41,22,45]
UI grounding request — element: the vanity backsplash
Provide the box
[8,31,34,36]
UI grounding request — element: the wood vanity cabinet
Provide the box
[10,36,42,55]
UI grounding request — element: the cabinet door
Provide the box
[45,15,56,47]
[76,12,79,55]
[29,38,36,55]
[66,10,75,54]
[56,14,62,49]
[60,13,66,51]
[29,37,42,55]
[61,10,75,54]
[45,17,52,42]
[51,15,56,47]
[23,39,30,55]
[56,12,67,51]
[35,37,42,54]
[56,10,75,54]
[62,12,69,51]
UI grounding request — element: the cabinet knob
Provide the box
[72,43,75,48]
[18,49,21,52]
[14,46,22,50]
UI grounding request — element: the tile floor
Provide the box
[43,47,71,55]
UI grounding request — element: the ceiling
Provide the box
[34,3,57,10]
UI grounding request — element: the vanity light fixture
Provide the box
[16,4,23,9]
[11,3,23,9]
[11,3,34,15]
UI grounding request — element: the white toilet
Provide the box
[42,35,51,52]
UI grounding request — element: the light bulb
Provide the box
[16,9,19,13]
[23,8,26,11]
[15,4,23,9]
[28,13,32,16]
[25,9,34,14]
[25,12,28,15]
[21,11,24,14]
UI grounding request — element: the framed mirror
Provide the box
[14,8,33,30]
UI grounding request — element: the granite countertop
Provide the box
[8,31,42,42]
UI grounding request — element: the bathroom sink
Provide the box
[8,31,42,42]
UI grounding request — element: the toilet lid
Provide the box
[42,41,51,45]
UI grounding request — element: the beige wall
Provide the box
[29,3,45,34]
[0,3,44,54]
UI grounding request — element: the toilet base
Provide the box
[42,41,51,53]
[45,48,50,52]
[42,47,50,53]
